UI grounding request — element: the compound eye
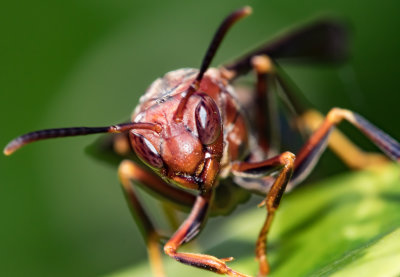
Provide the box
[130,132,163,168]
[195,95,221,145]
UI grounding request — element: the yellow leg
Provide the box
[298,109,388,169]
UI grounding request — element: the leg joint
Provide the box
[327,107,354,124]
[251,55,273,74]
[279,151,296,166]
[118,159,134,178]
[163,243,176,257]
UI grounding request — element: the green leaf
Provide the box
[108,164,400,277]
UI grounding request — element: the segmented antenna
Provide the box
[4,122,161,156]
[173,6,252,122]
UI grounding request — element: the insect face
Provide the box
[130,70,224,191]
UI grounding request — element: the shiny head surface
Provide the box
[131,69,224,192]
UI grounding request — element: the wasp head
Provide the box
[130,74,224,192]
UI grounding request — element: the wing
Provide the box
[225,18,349,77]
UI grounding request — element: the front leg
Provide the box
[164,190,251,277]
[232,152,295,276]
[118,160,195,277]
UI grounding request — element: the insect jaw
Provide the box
[170,174,204,191]
[167,153,220,193]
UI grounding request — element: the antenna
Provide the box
[4,122,162,155]
[173,6,252,122]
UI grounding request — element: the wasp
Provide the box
[4,6,400,277]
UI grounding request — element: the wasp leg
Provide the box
[297,109,389,169]
[272,65,390,170]
[291,107,400,186]
[231,107,400,275]
[118,160,195,277]
[163,191,251,277]
[251,55,280,156]
[231,152,295,276]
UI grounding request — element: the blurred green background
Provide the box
[1,1,400,276]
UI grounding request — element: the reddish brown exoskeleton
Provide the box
[4,6,400,277]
